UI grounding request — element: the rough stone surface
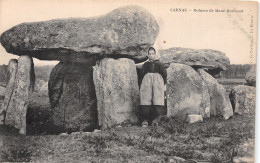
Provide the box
[197,69,233,119]
[186,114,203,123]
[5,56,35,135]
[0,6,159,62]
[48,59,98,132]
[230,85,256,115]
[48,62,67,109]
[0,86,5,97]
[166,63,210,119]
[168,156,187,162]
[159,48,230,71]
[0,59,18,124]
[93,58,139,129]
[245,65,256,87]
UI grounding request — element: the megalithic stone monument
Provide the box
[0,5,159,132]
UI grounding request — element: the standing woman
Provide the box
[136,47,167,127]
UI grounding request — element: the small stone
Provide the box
[60,133,68,136]
[71,132,81,135]
[93,129,101,133]
[186,114,203,123]
[169,156,187,162]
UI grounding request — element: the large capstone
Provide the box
[5,56,35,135]
[159,48,230,73]
[48,59,98,132]
[0,6,159,62]
[0,59,18,124]
[166,63,210,119]
[230,85,256,115]
[245,65,256,87]
[93,58,139,129]
[197,69,233,119]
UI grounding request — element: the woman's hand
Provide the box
[135,59,149,69]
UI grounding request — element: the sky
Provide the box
[0,0,258,65]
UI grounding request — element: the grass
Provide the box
[0,77,255,162]
[0,112,255,162]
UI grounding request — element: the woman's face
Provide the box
[148,50,157,60]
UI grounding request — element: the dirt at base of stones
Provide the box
[0,80,255,163]
[0,111,255,162]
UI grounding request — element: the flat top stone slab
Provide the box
[159,47,230,70]
[0,5,159,62]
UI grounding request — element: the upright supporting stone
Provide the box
[0,59,18,124]
[245,65,256,87]
[167,63,210,119]
[5,56,35,134]
[230,85,256,115]
[48,59,98,132]
[197,69,233,119]
[93,58,139,129]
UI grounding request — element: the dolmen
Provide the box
[0,5,235,134]
[0,6,159,134]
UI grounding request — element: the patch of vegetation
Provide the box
[1,145,32,162]
[26,105,64,135]
[141,114,255,162]
[0,93,255,162]
[0,125,20,136]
